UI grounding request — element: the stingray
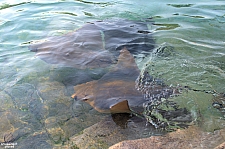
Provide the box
[29,20,154,69]
[71,48,181,113]
[71,47,145,113]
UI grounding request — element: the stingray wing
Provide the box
[110,100,130,113]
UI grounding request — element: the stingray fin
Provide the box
[110,100,131,113]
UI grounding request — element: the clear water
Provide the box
[0,0,225,148]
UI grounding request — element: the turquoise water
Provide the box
[0,0,225,148]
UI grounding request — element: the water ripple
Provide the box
[0,2,30,10]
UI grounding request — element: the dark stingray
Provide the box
[29,20,154,69]
[71,48,145,113]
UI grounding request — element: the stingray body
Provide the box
[29,20,154,69]
[72,48,180,113]
[71,48,145,113]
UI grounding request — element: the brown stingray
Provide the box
[29,20,154,69]
[71,47,145,113]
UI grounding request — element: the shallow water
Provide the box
[0,0,225,148]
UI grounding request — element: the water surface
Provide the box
[0,0,225,148]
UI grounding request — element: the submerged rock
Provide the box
[65,115,165,149]
[215,142,225,149]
